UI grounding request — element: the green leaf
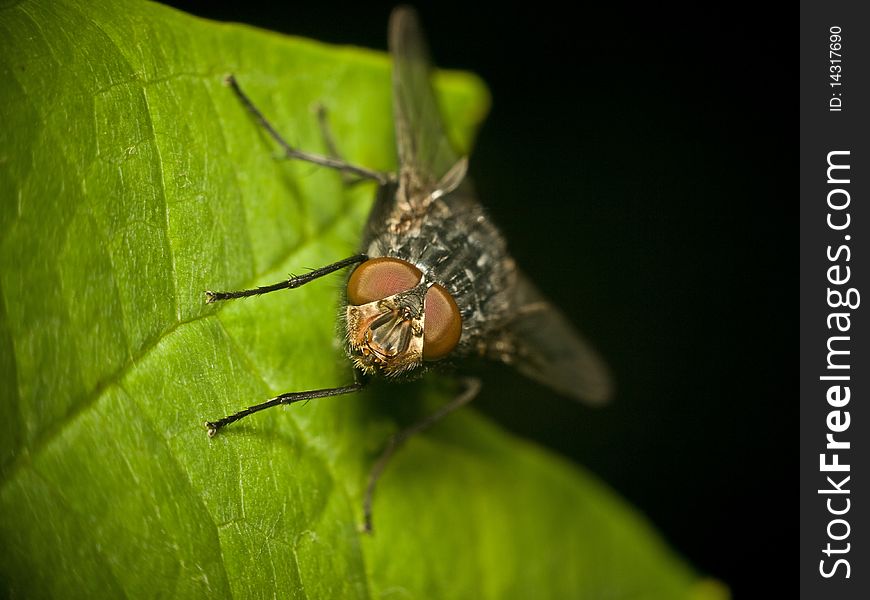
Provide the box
[0,1,728,598]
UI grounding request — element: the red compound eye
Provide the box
[347,257,422,306]
[423,284,462,360]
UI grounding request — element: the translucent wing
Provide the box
[494,273,613,406]
[389,8,610,405]
[388,7,460,192]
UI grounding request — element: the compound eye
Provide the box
[423,284,462,360]
[347,257,422,305]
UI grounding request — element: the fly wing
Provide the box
[388,7,460,193]
[389,9,608,403]
[494,273,613,406]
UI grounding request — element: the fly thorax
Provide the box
[346,288,425,377]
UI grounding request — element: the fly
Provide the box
[205,7,612,532]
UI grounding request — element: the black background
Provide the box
[166,2,793,596]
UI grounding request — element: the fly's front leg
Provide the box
[225,75,390,185]
[205,254,367,303]
[203,252,371,435]
[362,377,482,533]
[205,380,366,437]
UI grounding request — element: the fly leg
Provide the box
[362,377,481,533]
[205,254,367,303]
[314,103,360,186]
[205,378,366,437]
[204,254,370,434]
[226,75,390,185]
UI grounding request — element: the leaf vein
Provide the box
[140,85,181,322]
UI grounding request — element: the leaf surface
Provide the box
[0,1,727,598]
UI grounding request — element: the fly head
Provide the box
[345,257,462,377]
